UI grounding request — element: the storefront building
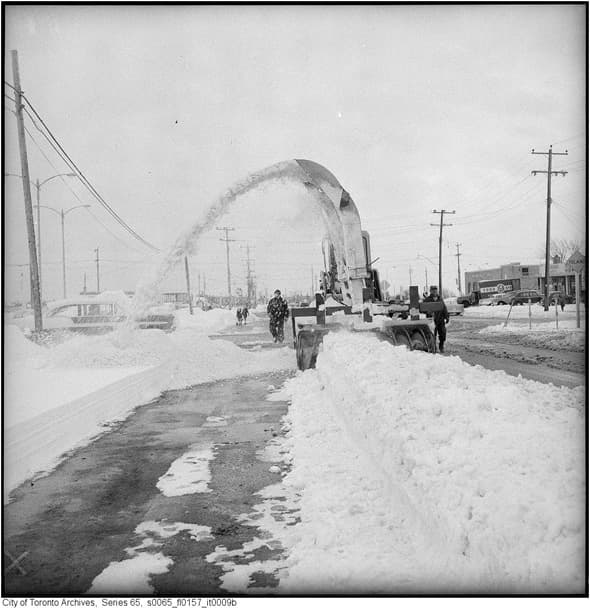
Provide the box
[465,256,586,302]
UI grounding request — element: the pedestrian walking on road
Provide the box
[423,285,450,353]
[236,307,243,326]
[242,306,249,324]
[267,290,289,343]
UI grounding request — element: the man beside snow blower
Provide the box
[423,285,450,353]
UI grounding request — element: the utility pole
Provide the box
[94,247,100,293]
[424,267,428,293]
[12,50,42,330]
[83,272,87,294]
[198,272,201,297]
[409,265,413,286]
[532,145,568,310]
[217,226,235,305]
[35,179,42,298]
[455,243,462,295]
[184,255,194,314]
[242,244,256,305]
[431,209,455,295]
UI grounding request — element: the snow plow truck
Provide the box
[288,159,443,370]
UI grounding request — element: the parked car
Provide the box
[13,295,175,334]
[488,291,516,306]
[456,292,479,307]
[509,289,543,305]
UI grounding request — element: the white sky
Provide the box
[4,4,586,303]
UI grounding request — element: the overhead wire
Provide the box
[20,93,160,252]
[16,114,159,257]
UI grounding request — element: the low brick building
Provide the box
[465,258,585,301]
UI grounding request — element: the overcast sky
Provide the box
[4,4,586,303]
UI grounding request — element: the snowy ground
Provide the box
[263,332,585,593]
[3,308,293,496]
[3,303,587,593]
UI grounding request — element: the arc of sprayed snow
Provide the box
[132,159,358,315]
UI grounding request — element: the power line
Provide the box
[20,93,160,252]
[15,112,156,257]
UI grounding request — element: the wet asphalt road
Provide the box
[3,370,293,596]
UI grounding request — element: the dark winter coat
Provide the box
[423,294,449,326]
[267,296,289,321]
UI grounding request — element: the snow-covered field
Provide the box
[3,303,586,593]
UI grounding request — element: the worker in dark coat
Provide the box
[242,306,249,324]
[267,290,289,343]
[423,285,450,353]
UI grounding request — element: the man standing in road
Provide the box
[267,289,289,343]
[423,285,450,353]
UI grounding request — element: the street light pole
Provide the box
[35,173,76,300]
[6,171,76,302]
[38,203,90,299]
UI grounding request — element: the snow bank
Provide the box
[3,312,294,495]
[277,332,585,594]
[4,362,171,496]
[465,302,584,320]
[174,308,236,333]
[479,320,585,350]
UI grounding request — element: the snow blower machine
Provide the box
[289,159,443,370]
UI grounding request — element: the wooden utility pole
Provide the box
[94,247,100,293]
[35,179,42,299]
[242,244,256,305]
[532,145,568,310]
[12,50,42,330]
[184,255,194,314]
[217,226,235,305]
[455,243,462,295]
[431,209,455,295]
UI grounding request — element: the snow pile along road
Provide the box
[479,319,585,351]
[4,310,294,496]
[276,331,585,594]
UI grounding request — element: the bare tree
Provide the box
[538,238,584,263]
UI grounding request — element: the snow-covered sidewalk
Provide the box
[3,309,294,497]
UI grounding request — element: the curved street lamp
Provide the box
[39,203,90,298]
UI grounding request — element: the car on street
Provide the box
[11,294,176,334]
[488,291,516,306]
[509,289,543,305]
